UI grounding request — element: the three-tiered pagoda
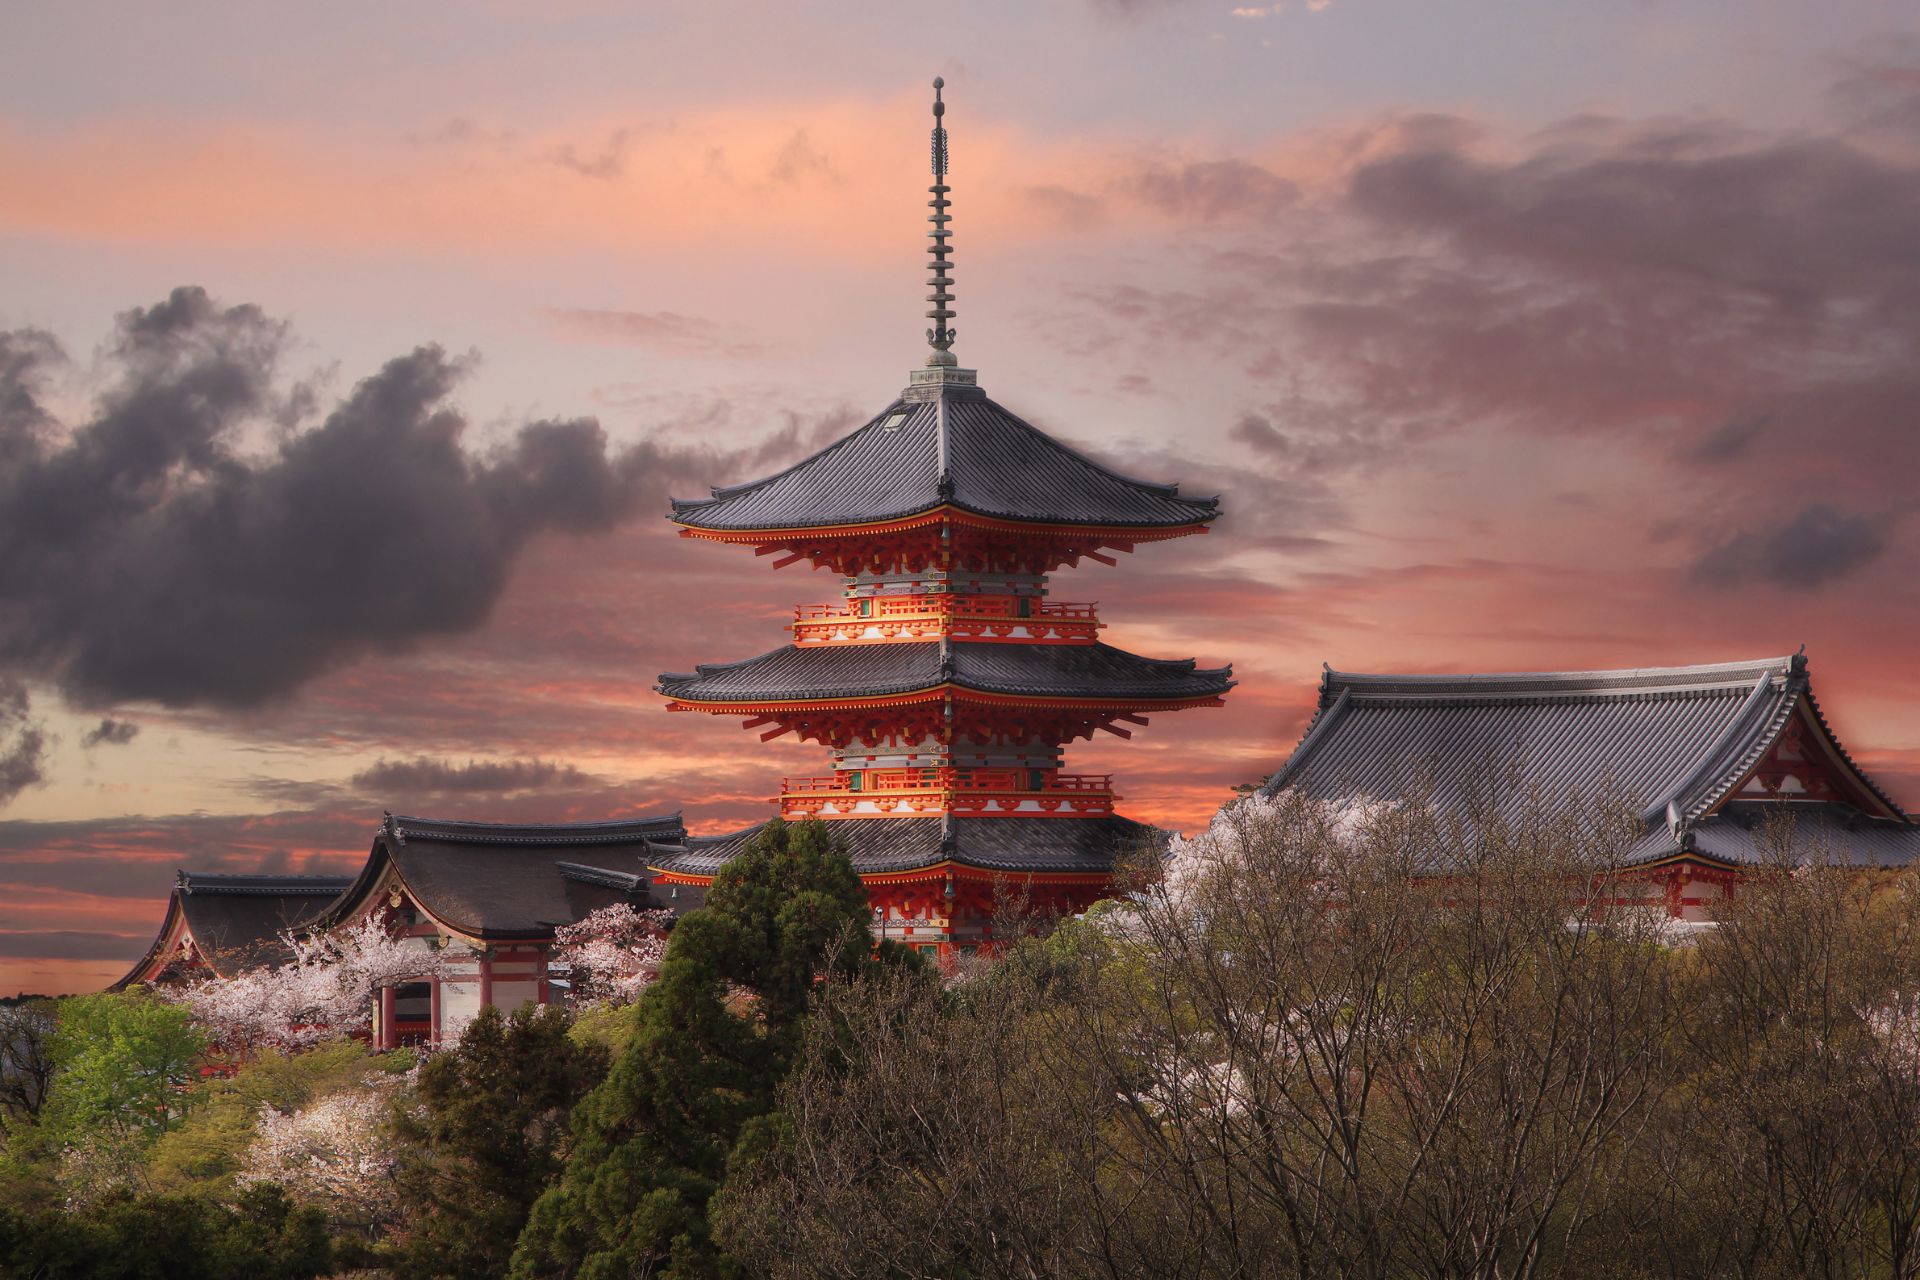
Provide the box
[645,81,1234,955]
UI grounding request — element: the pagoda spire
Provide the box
[925,77,957,367]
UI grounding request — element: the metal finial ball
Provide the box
[933,76,944,89]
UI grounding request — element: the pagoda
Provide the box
[647,80,1234,956]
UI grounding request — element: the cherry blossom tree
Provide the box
[550,904,672,1008]
[241,1075,406,1235]
[172,914,448,1052]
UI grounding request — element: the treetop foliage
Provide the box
[512,817,903,1280]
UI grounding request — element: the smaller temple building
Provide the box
[117,813,696,1047]
[1261,652,1920,918]
[114,871,355,987]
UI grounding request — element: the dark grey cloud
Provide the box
[1831,39,1920,142]
[0,329,62,458]
[0,286,673,711]
[1038,94,1920,590]
[0,679,45,808]
[548,128,633,179]
[1085,0,1199,15]
[79,718,138,749]
[1691,503,1895,590]
[1022,158,1297,229]
[0,930,143,961]
[768,130,841,186]
[1677,411,1772,464]
[349,756,597,795]
[1348,116,1920,322]
[1130,159,1299,222]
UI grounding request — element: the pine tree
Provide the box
[388,1003,610,1279]
[511,818,902,1280]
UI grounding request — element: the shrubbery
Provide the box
[10,807,1920,1279]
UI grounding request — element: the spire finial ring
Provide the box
[923,75,957,365]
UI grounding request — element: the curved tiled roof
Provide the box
[1685,802,1920,867]
[669,389,1219,532]
[651,814,1168,877]
[1262,654,1916,868]
[115,871,355,986]
[319,812,691,940]
[658,640,1233,703]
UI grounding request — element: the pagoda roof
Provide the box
[315,812,692,941]
[658,639,1233,704]
[669,386,1219,533]
[650,814,1168,878]
[113,871,355,988]
[1261,653,1919,867]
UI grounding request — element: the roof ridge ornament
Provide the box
[925,77,957,368]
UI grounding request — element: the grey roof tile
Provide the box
[670,390,1219,531]
[1687,802,1920,867]
[659,640,1233,703]
[1262,654,1918,868]
[651,815,1167,876]
[118,873,355,985]
[318,813,689,939]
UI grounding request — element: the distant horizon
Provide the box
[4,0,1919,995]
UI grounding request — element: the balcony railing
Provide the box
[780,767,1115,798]
[795,596,1099,623]
[792,595,1103,645]
[779,764,1119,819]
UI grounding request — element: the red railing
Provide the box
[781,768,1114,797]
[793,596,1098,624]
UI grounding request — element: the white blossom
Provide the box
[1861,997,1920,1072]
[171,913,445,1051]
[551,904,672,1008]
[241,1075,404,1229]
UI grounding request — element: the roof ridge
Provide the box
[389,812,686,847]
[178,872,356,895]
[1327,656,1794,691]
[1638,670,1790,831]
[1325,660,1795,704]
[554,861,648,891]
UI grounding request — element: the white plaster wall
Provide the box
[489,979,541,1013]
[440,978,483,1042]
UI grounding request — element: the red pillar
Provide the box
[429,976,442,1047]
[479,951,493,1011]
[378,985,396,1051]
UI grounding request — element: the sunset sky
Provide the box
[4,0,1920,995]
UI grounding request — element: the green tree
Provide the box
[0,1182,331,1280]
[388,1002,611,1280]
[41,991,205,1145]
[511,817,905,1280]
[16,990,207,1202]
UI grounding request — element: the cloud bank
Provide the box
[0,287,669,711]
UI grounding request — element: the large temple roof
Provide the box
[669,389,1220,533]
[650,814,1167,877]
[659,639,1233,704]
[115,871,355,987]
[318,813,693,940]
[1261,654,1919,867]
